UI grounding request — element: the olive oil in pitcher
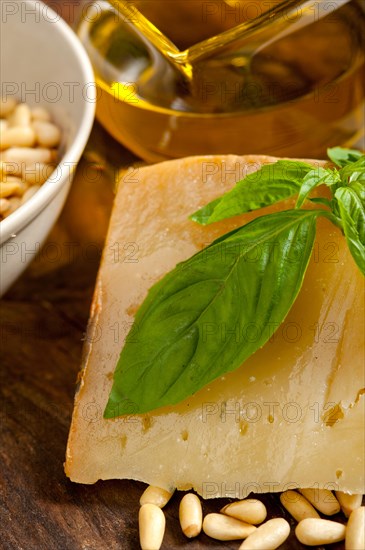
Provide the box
[78,0,365,161]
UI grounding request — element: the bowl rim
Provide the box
[0,0,96,245]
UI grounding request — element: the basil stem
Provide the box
[295,168,338,208]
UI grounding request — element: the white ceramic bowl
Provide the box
[0,0,95,295]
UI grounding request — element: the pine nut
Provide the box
[221,499,267,525]
[0,126,36,150]
[33,120,61,148]
[0,161,22,177]
[140,486,175,509]
[0,179,26,198]
[280,490,320,521]
[295,518,346,545]
[31,107,51,122]
[0,120,8,132]
[179,493,202,538]
[202,513,256,541]
[2,147,56,165]
[239,518,290,549]
[299,488,340,515]
[3,197,21,217]
[0,198,10,214]
[21,185,41,204]
[336,492,363,518]
[0,99,60,220]
[2,176,25,183]
[0,97,16,117]
[22,163,55,186]
[346,506,365,550]
[8,103,31,127]
[139,503,165,550]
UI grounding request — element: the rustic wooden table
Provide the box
[0,2,352,549]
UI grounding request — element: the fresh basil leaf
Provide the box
[350,172,365,183]
[104,209,320,417]
[349,180,365,206]
[340,156,365,183]
[309,197,332,208]
[335,187,365,274]
[327,147,363,167]
[190,160,313,225]
[189,197,220,225]
[295,167,338,208]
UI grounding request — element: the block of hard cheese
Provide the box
[65,155,364,498]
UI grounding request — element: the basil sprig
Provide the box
[104,148,364,418]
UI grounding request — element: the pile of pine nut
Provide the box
[0,97,61,220]
[138,485,364,549]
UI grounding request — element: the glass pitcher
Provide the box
[77,0,365,162]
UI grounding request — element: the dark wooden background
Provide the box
[0,2,353,549]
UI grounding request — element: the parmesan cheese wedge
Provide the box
[65,154,365,498]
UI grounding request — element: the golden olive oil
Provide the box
[78,0,365,161]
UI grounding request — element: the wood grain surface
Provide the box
[0,2,358,549]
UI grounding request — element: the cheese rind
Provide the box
[65,155,365,498]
